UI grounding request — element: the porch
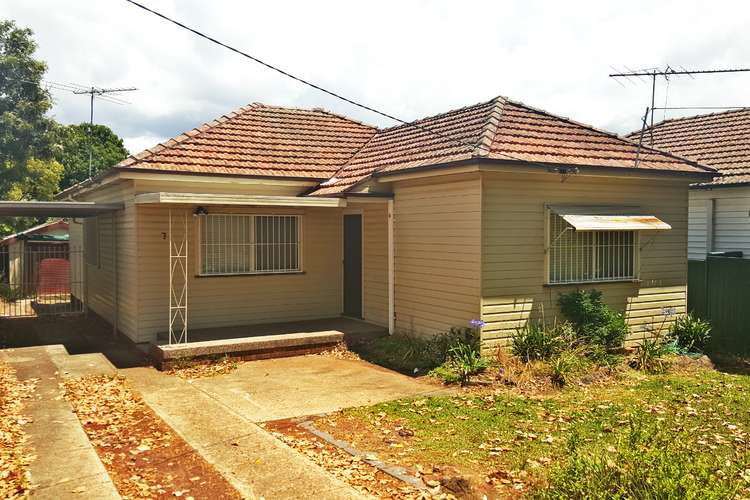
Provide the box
[151,317,388,369]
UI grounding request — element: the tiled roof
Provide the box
[311,97,715,195]
[116,104,377,180]
[116,97,716,196]
[626,109,750,186]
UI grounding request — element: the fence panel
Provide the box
[688,257,750,354]
[0,244,84,318]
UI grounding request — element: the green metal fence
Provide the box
[688,257,750,354]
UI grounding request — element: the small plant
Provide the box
[430,326,488,385]
[511,320,574,362]
[558,289,628,349]
[668,313,711,353]
[548,347,589,387]
[0,284,24,303]
[633,337,668,374]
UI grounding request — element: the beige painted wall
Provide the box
[480,170,691,350]
[392,173,482,336]
[135,205,345,342]
[361,202,389,327]
[688,186,750,260]
[70,180,139,340]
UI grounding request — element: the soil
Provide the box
[264,418,429,499]
[63,375,241,500]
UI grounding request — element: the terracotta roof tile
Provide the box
[116,96,716,195]
[115,103,377,180]
[626,108,750,186]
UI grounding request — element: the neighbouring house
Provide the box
[627,109,750,260]
[0,220,69,291]
[58,96,715,353]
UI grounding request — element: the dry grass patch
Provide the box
[0,362,36,499]
[63,375,241,499]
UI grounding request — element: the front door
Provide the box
[343,214,362,318]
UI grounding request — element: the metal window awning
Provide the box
[134,192,347,208]
[0,201,123,217]
[549,205,671,231]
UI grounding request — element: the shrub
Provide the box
[632,337,669,374]
[0,284,24,303]
[548,347,589,387]
[668,313,711,353]
[511,320,574,362]
[558,289,628,349]
[430,329,488,385]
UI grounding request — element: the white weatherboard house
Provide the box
[55,96,715,358]
[630,109,750,260]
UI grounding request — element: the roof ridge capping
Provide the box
[505,98,717,174]
[251,102,378,130]
[473,96,507,157]
[645,106,750,130]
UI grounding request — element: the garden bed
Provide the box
[63,375,241,499]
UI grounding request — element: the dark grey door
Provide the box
[343,214,362,318]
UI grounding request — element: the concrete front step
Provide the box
[151,330,345,370]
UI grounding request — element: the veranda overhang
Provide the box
[0,201,123,217]
[548,205,671,231]
[134,192,347,208]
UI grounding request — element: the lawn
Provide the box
[315,362,750,498]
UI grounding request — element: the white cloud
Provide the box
[6,0,750,155]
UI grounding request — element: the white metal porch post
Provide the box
[168,208,189,344]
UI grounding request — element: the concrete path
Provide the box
[187,356,452,422]
[1,345,120,499]
[125,366,369,499]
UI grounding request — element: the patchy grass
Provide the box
[0,363,36,499]
[317,362,750,497]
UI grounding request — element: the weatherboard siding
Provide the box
[480,171,691,349]
[362,203,389,328]
[392,173,482,336]
[135,205,344,342]
[688,187,750,260]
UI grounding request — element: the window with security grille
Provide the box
[199,214,300,275]
[548,212,637,284]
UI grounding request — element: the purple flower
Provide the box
[469,319,486,328]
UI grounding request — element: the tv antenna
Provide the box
[73,86,138,178]
[610,65,750,136]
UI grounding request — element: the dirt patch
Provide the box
[312,341,362,361]
[0,362,36,499]
[63,375,241,499]
[264,418,429,499]
[166,356,239,380]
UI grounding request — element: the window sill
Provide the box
[195,271,306,278]
[543,278,641,287]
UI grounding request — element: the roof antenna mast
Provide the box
[609,66,750,146]
[72,86,138,178]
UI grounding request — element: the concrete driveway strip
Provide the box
[124,366,369,500]
[2,345,120,500]
[190,356,452,422]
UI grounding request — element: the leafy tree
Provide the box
[54,123,129,189]
[0,20,57,236]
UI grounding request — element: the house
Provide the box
[0,220,69,291]
[627,109,750,260]
[58,96,715,353]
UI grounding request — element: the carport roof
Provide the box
[0,201,123,217]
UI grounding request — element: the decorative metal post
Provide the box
[168,208,188,344]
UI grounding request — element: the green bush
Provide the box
[511,321,574,362]
[548,347,589,387]
[430,342,489,385]
[632,337,669,374]
[669,313,711,353]
[0,284,24,302]
[558,289,628,349]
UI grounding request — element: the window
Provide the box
[84,216,100,266]
[199,214,300,275]
[547,212,637,284]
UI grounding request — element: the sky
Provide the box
[5,0,750,154]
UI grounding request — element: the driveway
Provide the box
[125,355,450,422]
[123,356,449,499]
